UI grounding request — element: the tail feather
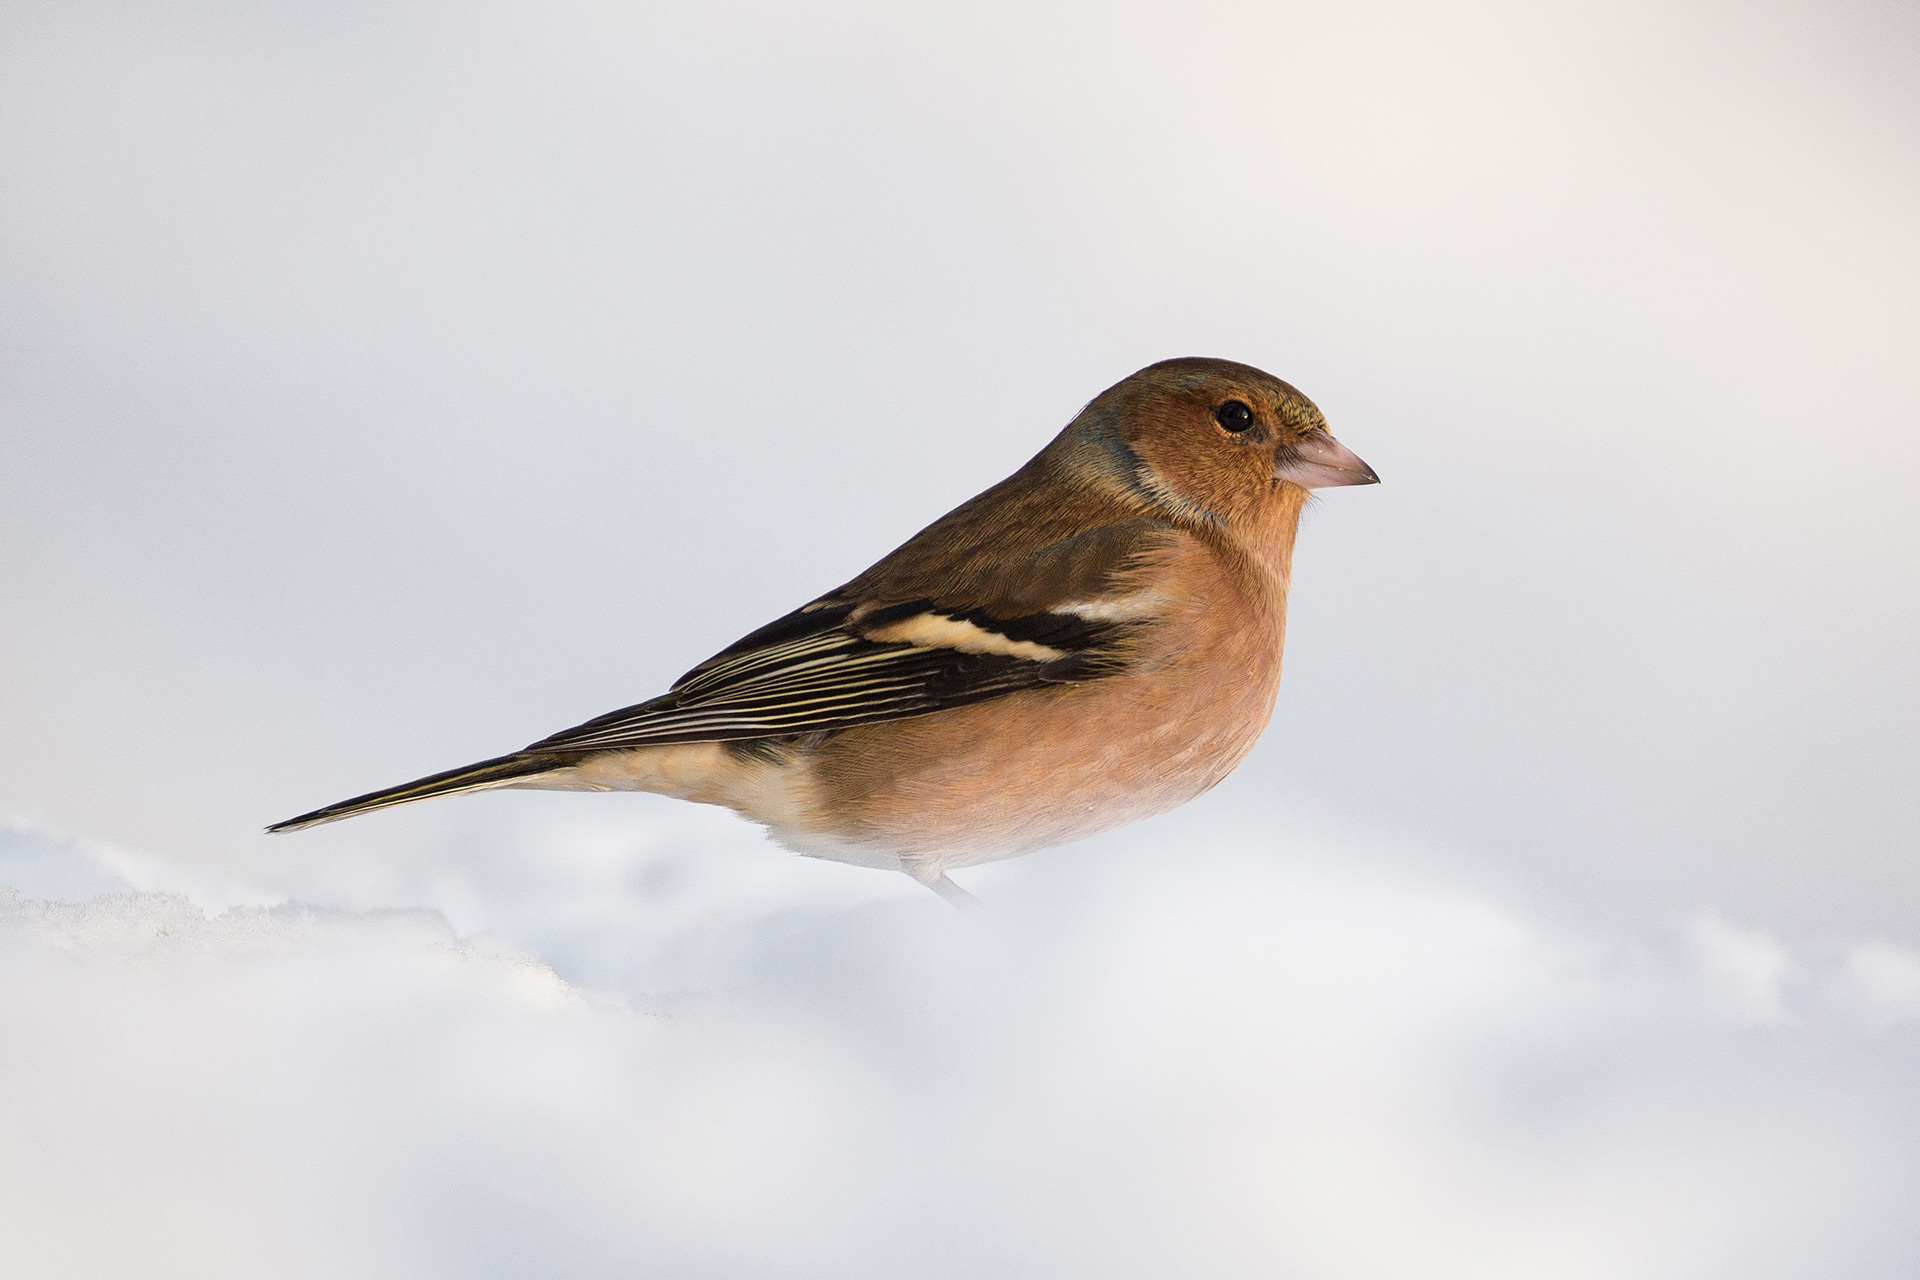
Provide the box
[267,752,573,833]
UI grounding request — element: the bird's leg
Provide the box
[923,871,984,913]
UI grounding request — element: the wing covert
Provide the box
[522,517,1179,756]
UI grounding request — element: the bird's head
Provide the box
[1054,357,1378,526]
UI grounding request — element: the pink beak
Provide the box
[1274,431,1379,489]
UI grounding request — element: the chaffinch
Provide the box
[271,357,1378,905]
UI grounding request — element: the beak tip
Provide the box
[1274,433,1380,490]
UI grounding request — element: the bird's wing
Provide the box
[521,517,1178,755]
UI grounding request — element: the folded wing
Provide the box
[522,518,1177,756]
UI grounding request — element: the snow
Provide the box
[4,814,1918,1279]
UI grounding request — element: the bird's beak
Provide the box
[1275,431,1380,489]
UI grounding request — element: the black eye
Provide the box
[1215,399,1255,433]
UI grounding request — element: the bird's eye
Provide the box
[1215,400,1255,433]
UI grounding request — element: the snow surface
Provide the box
[4,812,1919,1279]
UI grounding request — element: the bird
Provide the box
[269,357,1378,906]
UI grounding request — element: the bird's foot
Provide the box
[922,872,984,914]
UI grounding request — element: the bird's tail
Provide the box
[266,752,572,833]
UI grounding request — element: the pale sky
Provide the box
[4,0,1915,933]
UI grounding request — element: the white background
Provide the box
[3,1,1918,1275]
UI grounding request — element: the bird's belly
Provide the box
[780,663,1280,876]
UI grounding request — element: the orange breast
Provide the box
[797,535,1289,875]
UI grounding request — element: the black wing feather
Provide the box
[522,601,1127,756]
